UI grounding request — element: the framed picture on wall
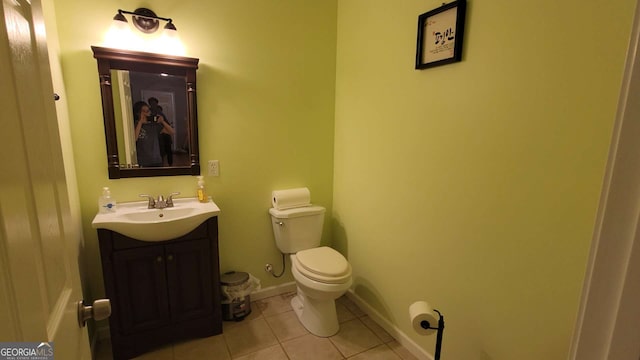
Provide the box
[415,0,467,69]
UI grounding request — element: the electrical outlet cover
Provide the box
[208,160,219,176]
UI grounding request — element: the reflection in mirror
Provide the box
[92,46,200,179]
[111,70,190,167]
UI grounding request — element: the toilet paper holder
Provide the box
[419,309,445,360]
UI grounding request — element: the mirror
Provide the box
[92,46,200,179]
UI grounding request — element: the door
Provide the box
[165,239,213,322]
[0,0,90,359]
[112,246,171,333]
[113,70,137,165]
[570,0,640,358]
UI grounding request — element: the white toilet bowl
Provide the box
[289,247,352,337]
[268,203,353,336]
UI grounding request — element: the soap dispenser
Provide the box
[98,187,116,213]
[196,176,207,203]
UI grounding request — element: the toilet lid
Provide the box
[294,247,351,284]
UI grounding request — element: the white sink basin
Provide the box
[91,197,220,241]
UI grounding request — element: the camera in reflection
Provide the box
[146,115,159,122]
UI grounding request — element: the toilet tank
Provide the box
[269,206,325,253]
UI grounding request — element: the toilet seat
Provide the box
[293,247,351,284]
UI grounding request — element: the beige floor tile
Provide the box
[337,295,366,317]
[233,344,289,360]
[281,334,344,360]
[348,344,402,360]
[265,310,309,342]
[360,315,394,343]
[223,317,278,357]
[173,334,229,359]
[90,293,421,360]
[131,344,173,360]
[256,292,296,316]
[336,301,357,323]
[330,318,382,357]
[387,340,420,360]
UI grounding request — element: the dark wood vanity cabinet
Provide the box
[98,217,222,359]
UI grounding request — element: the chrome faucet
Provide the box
[166,192,180,207]
[139,194,156,209]
[156,195,167,209]
[139,192,180,209]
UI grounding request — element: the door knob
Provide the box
[77,299,111,328]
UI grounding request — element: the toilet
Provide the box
[269,205,352,337]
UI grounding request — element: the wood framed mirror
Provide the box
[92,46,200,179]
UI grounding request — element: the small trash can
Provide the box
[220,271,252,321]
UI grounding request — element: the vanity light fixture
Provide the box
[112,8,177,34]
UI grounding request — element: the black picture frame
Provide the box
[415,0,467,70]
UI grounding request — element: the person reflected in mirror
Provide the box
[148,97,174,166]
[133,101,175,167]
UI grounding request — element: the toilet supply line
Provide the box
[268,189,351,337]
[264,252,286,278]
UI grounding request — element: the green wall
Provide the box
[50,0,637,358]
[333,0,635,359]
[52,0,337,301]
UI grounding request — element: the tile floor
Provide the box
[94,292,419,360]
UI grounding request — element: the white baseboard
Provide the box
[251,281,296,300]
[345,290,432,360]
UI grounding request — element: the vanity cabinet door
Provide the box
[113,246,171,334]
[98,217,222,359]
[165,238,213,322]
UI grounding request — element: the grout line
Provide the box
[94,288,422,360]
[345,290,432,360]
[325,336,343,359]
[221,328,233,360]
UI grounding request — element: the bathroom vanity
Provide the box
[97,216,222,359]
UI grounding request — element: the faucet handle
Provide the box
[166,192,180,207]
[139,194,155,209]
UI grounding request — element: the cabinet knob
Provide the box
[156,256,163,263]
[167,254,173,261]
